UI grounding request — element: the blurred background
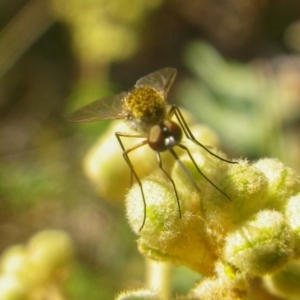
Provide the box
[1,0,300,298]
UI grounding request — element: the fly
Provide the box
[68,68,237,230]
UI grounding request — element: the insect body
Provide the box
[68,68,236,230]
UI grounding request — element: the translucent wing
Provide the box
[68,91,127,123]
[135,67,177,95]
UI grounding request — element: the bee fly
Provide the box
[68,68,237,230]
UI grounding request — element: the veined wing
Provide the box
[135,67,177,96]
[68,91,127,123]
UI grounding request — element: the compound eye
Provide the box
[148,124,166,152]
[148,121,182,152]
[164,120,182,143]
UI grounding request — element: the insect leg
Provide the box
[156,152,181,219]
[176,143,231,200]
[115,131,145,185]
[169,147,208,218]
[169,148,201,193]
[168,105,237,164]
[115,132,148,231]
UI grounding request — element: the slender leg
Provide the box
[169,147,207,218]
[176,143,231,200]
[115,132,148,230]
[169,148,201,193]
[168,105,237,164]
[156,152,181,218]
[116,132,145,186]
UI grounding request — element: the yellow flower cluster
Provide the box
[0,230,73,300]
[124,132,300,299]
[83,115,300,299]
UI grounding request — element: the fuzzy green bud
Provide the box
[285,193,300,257]
[0,246,27,276]
[191,277,247,300]
[115,289,162,300]
[209,160,269,234]
[191,263,248,300]
[0,274,27,300]
[126,176,217,275]
[0,231,73,300]
[126,143,274,274]
[254,158,300,211]
[172,152,269,242]
[0,246,36,299]
[263,260,300,298]
[26,230,73,284]
[223,210,292,276]
[171,147,230,199]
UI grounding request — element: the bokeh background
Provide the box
[1,0,300,299]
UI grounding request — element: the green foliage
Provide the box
[178,42,298,161]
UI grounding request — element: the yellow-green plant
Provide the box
[0,230,73,300]
[85,117,300,299]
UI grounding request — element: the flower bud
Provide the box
[0,274,27,300]
[0,246,27,276]
[84,121,158,203]
[263,260,300,298]
[126,176,216,275]
[116,289,162,300]
[191,263,248,300]
[172,151,268,240]
[27,230,73,284]
[254,158,300,211]
[223,210,292,276]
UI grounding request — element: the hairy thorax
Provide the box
[123,86,167,134]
